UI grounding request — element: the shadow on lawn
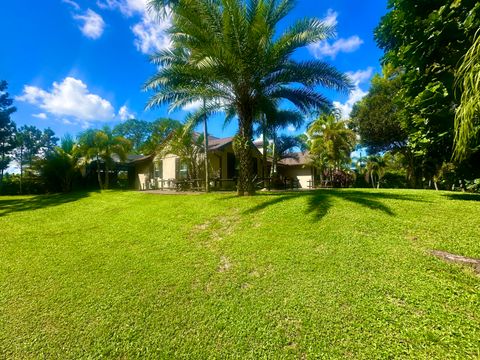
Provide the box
[245,189,427,222]
[442,193,480,202]
[0,191,94,217]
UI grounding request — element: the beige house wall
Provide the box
[282,165,313,188]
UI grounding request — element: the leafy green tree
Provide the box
[146,0,351,195]
[76,127,131,190]
[365,155,387,189]
[39,135,80,192]
[113,119,153,154]
[350,66,406,154]
[375,0,480,183]
[142,118,182,154]
[0,80,17,185]
[454,30,480,160]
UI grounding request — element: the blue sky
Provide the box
[0,0,388,140]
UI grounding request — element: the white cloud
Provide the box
[62,0,80,10]
[17,77,115,126]
[73,9,106,39]
[32,113,47,119]
[287,125,296,132]
[98,0,172,54]
[182,100,203,112]
[308,35,363,60]
[333,67,374,119]
[118,105,135,120]
[322,9,338,28]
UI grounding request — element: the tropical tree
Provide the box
[146,0,351,195]
[454,30,480,160]
[113,119,153,154]
[76,127,131,190]
[160,124,204,181]
[307,114,356,182]
[39,135,80,192]
[364,155,386,189]
[142,118,183,154]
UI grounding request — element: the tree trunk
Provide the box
[203,106,209,193]
[262,115,268,189]
[105,162,110,190]
[96,156,103,190]
[234,111,254,196]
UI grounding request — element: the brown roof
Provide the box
[279,152,311,166]
[208,136,234,150]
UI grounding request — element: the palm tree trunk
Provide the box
[262,115,268,189]
[203,104,209,193]
[96,156,103,190]
[234,112,254,196]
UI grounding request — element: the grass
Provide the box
[0,189,479,358]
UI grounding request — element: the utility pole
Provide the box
[203,99,209,192]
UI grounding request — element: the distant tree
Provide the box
[0,80,17,185]
[39,135,79,192]
[76,127,131,190]
[349,66,407,154]
[13,125,44,194]
[113,119,152,154]
[40,128,59,156]
[142,118,182,154]
[365,155,387,189]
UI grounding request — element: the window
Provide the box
[179,161,188,179]
[154,160,163,179]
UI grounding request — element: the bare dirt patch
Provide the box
[431,250,480,275]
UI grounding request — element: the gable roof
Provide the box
[279,152,311,166]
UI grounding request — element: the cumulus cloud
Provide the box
[98,0,172,54]
[73,9,106,39]
[308,35,363,60]
[333,67,374,119]
[182,100,203,112]
[17,77,115,126]
[118,105,135,120]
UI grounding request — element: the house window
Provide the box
[179,161,188,179]
[154,160,163,178]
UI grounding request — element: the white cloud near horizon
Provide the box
[118,105,135,120]
[333,67,374,119]
[16,77,115,126]
[97,0,172,54]
[73,9,106,39]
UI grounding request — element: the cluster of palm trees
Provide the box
[42,127,131,192]
[145,0,352,195]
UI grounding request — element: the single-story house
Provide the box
[130,135,316,190]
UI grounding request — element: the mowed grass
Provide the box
[0,189,479,359]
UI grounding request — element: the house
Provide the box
[131,135,316,190]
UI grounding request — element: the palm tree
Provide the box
[364,155,386,189]
[454,29,480,160]
[76,127,131,190]
[307,114,356,184]
[145,0,351,195]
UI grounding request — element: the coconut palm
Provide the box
[454,29,480,160]
[145,0,351,195]
[76,127,131,190]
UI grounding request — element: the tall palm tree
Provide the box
[145,0,351,195]
[76,127,131,190]
[364,155,386,189]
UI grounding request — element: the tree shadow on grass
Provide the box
[0,191,95,217]
[442,193,480,202]
[244,189,428,222]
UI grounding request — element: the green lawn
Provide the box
[1,189,479,358]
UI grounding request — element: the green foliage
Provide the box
[1,189,480,357]
[350,66,406,154]
[375,0,480,181]
[0,80,17,182]
[142,118,182,154]
[454,30,480,160]
[145,0,351,194]
[113,119,152,154]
